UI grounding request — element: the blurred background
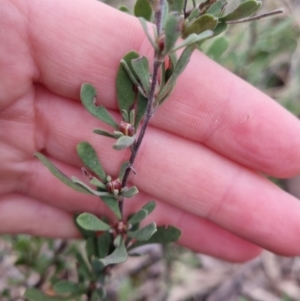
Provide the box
[1,0,300,300]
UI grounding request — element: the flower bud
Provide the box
[119,121,135,137]
[106,178,122,194]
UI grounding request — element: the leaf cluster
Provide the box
[28,0,281,300]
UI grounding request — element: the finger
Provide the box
[5,0,300,176]
[25,93,300,256]
[1,191,261,262]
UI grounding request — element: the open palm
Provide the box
[1,0,300,262]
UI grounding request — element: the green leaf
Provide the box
[74,249,92,280]
[172,30,213,52]
[121,186,139,198]
[86,236,97,259]
[24,288,72,301]
[119,161,129,182]
[34,153,91,195]
[116,51,139,112]
[135,92,148,128]
[100,238,128,266]
[157,44,196,104]
[90,177,106,190]
[74,213,95,239]
[130,225,181,249]
[128,222,157,241]
[119,6,131,14]
[97,232,112,258]
[114,234,122,247]
[138,18,158,50]
[127,201,156,224]
[211,22,228,37]
[142,200,156,214]
[131,57,151,95]
[129,109,135,125]
[93,128,116,139]
[113,135,136,150]
[167,0,184,13]
[127,209,147,225]
[220,0,262,22]
[76,142,106,180]
[91,259,105,278]
[186,8,200,23]
[53,280,85,295]
[101,196,121,220]
[207,37,229,60]
[71,177,110,196]
[182,14,218,39]
[134,0,152,21]
[206,0,227,17]
[80,84,119,129]
[76,213,111,231]
[163,12,182,55]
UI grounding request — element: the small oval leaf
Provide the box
[93,128,116,139]
[101,196,122,220]
[76,142,106,180]
[182,14,218,39]
[134,0,152,20]
[97,232,112,258]
[135,92,148,128]
[131,57,151,95]
[100,238,128,266]
[119,161,129,181]
[130,225,181,249]
[116,51,139,112]
[34,153,91,195]
[206,0,227,17]
[207,37,229,60]
[113,135,136,150]
[121,186,139,198]
[142,200,156,214]
[80,84,119,129]
[128,222,157,241]
[128,209,148,224]
[76,213,111,231]
[163,12,182,55]
[220,0,262,22]
[167,0,184,12]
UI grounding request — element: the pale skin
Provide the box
[1,0,300,263]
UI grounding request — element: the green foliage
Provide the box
[80,84,119,129]
[134,0,152,20]
[113,134,136,150]
[116,51,139,112]
[28,0,286,299]
[76,142,106,180]
[34,153,91,194]
[100,238,128,266]
[76,213,111,231]
[182,14,218,38]
[220,0,262,22]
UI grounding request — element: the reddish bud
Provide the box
[106,178,122,193]
[114,221,127,235]
[119,121,135,137]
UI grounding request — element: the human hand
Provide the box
[1,0,300,262]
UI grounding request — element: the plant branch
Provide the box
[226,9,284,24]
[119,0,165,217]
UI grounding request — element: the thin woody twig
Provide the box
[119,0,165,218]
[226,9,284,24]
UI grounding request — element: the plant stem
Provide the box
[226,9,283,24]
[119,0,165,217]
